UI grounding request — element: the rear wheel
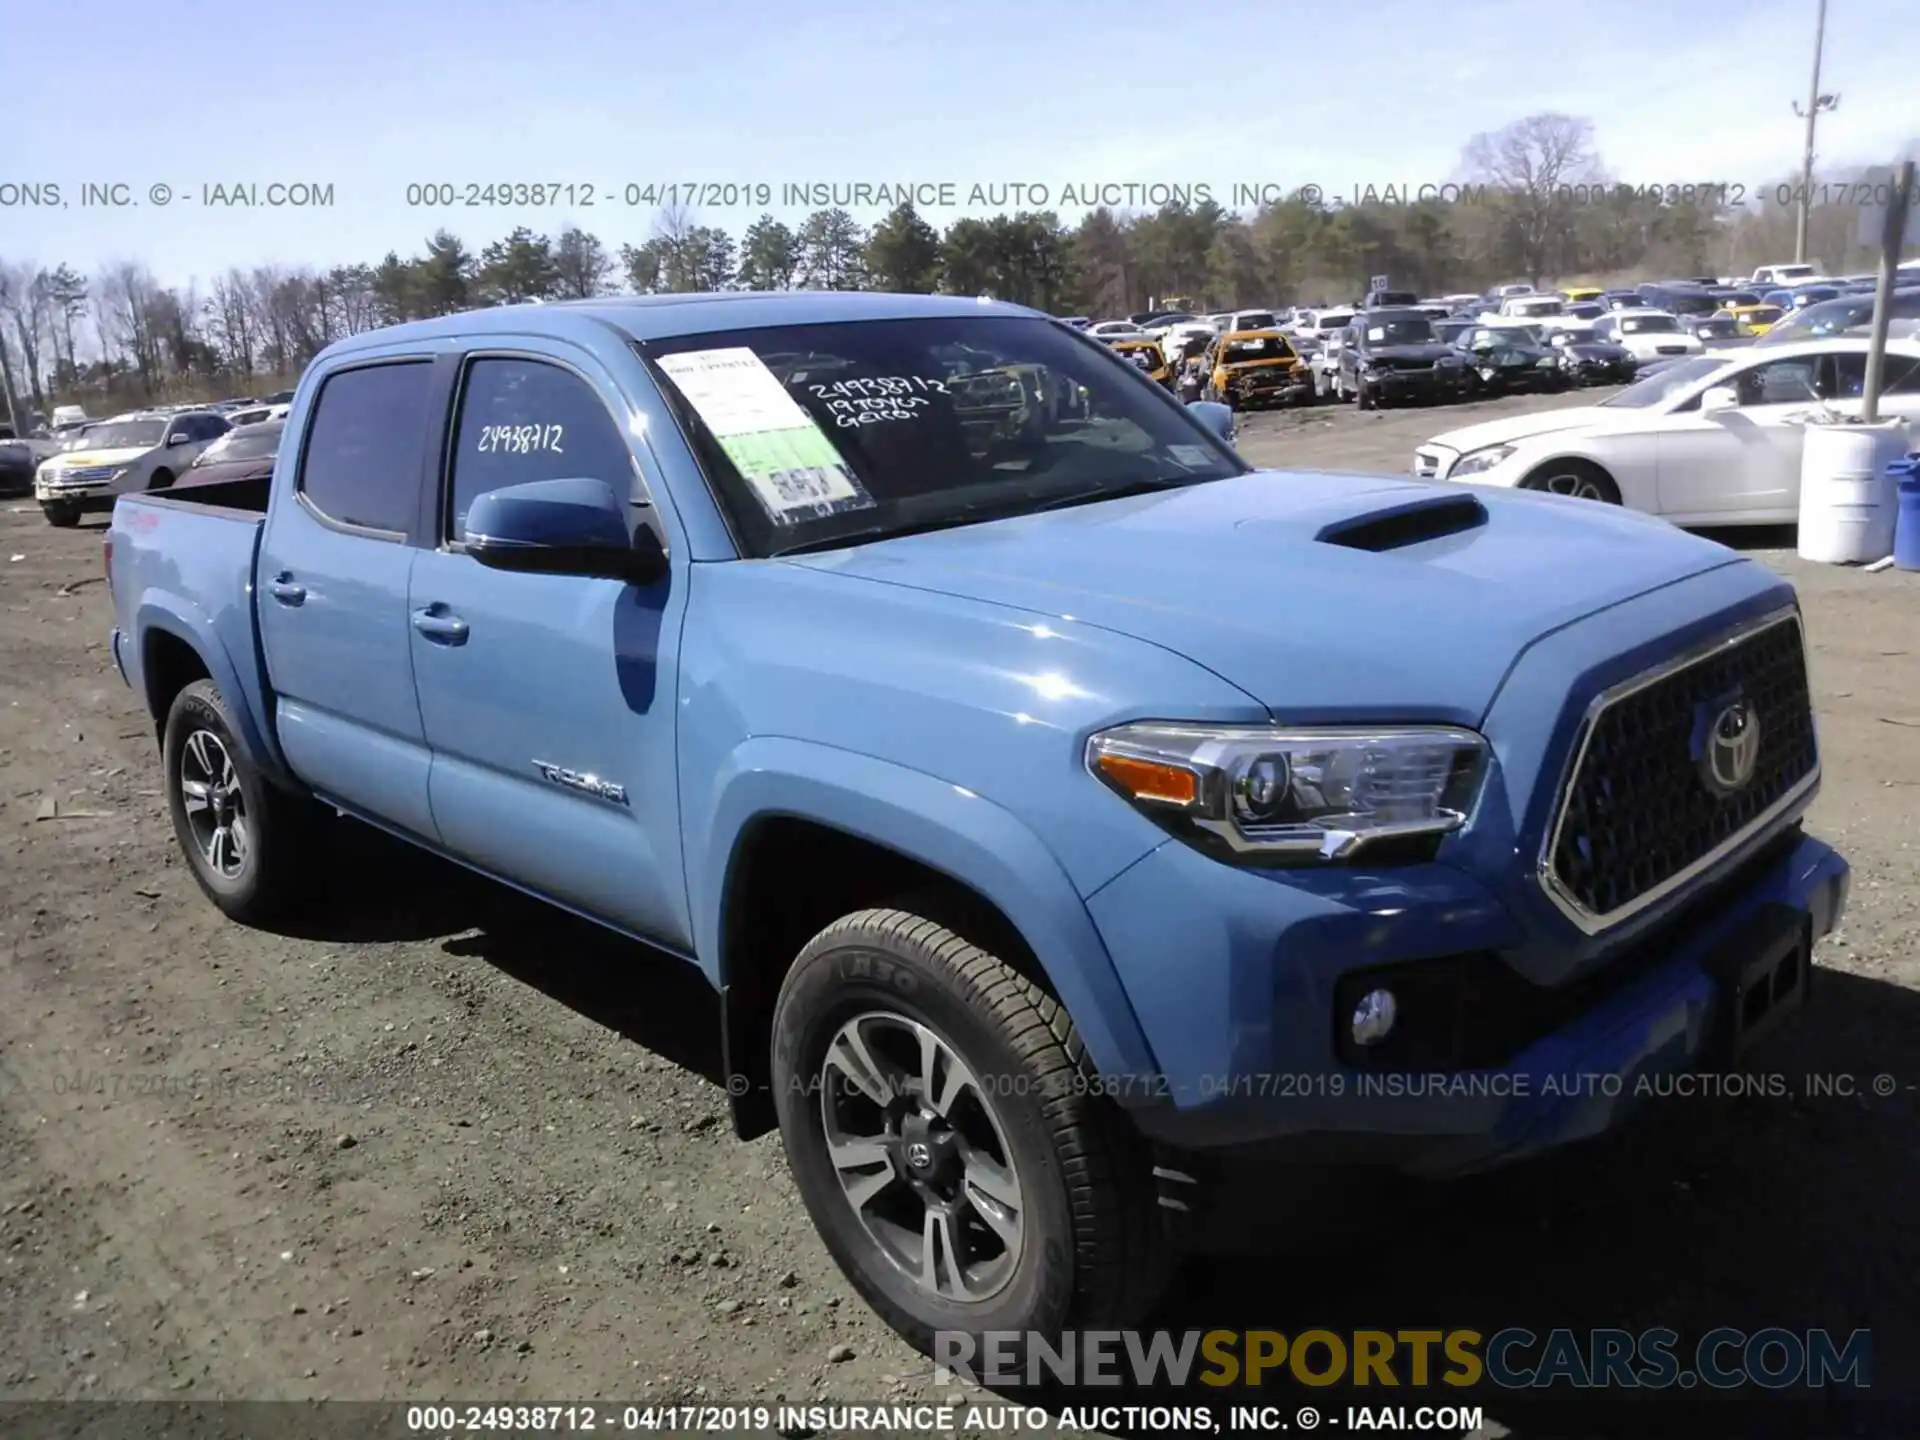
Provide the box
[771,909,1173,1356]
[163,679,322,924]
[1522,459,1621,504]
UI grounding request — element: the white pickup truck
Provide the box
[1750,263,1824,287]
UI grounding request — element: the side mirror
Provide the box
[1699,386,1739,414]
[463,477,667,584]
[166,432,191,446]
[1187,400,1235,443]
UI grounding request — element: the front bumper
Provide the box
[1362,366,1470,395]
[1090,826,1847,1177]
[1227,374,1312,405]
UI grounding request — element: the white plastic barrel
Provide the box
[1798,418,1911,563]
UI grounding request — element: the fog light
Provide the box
[1350,989,1397,1046]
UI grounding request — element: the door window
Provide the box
[1735,359,1819,407]
[298,361,435,534]
[447,358,636,542]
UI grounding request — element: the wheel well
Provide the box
[142,630,210,735]
[718,816,1044,1140]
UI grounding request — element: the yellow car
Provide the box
[1561,286,1603,303]
[1109,337,1173,389]
[1725,303,1785,335]
[1205,330,1310,409]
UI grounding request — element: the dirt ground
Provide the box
[3,392,1917,1438]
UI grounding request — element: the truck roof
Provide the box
[316,292,1047,365]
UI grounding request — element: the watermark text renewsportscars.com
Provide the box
[0,181,334,209]
[934,1326,1872,1392]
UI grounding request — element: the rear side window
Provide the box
[299,361,433,534]
[446,358,637,542]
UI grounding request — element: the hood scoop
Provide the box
[1314,492,1488,552]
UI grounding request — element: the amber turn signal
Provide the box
[1093,753,1198,806]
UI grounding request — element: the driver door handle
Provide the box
[411,605,469,645]
[267,574,305,606]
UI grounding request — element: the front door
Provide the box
[1656,354,1824,520]
[407,346,693,949]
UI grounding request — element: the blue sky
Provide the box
[9,0,1914,288]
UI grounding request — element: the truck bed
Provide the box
[108,483,280,779]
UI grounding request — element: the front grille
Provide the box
[52,465,118,482]
[1542,611,1818,930]
[1656,345,1687,354]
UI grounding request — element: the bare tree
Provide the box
[1460,113,1602,283]
[0,263,53,408]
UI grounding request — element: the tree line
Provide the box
[1,114,1912,417]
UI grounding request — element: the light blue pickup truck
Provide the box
[106,293,1846,1353]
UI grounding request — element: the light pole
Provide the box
[1792,0,1839,264]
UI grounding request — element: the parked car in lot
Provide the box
[0,427,61,493]
[1726,302,1785,336]
[178,419,284,488]
[1451,323,1569,395]
[106,291,1848,1353]
[1089,321,1147,339]
[32,408,231,526]
[1685,314,1751,348]
[1593,309,1704,363]
[1109,336,1174,389]
[1754,286,1920,347]
[1413,336,1920,524]
[1544,324,1640,385]
[1202,329,1312,408]
[1332,310,1471,407]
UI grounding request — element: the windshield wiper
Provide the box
[1021,473,1195,515]
[767,512,991,557]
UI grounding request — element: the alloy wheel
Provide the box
[818,1010,1025,1302]
[179,728,250,877]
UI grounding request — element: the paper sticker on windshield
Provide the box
[1168,445,1213,468]
[657,348,874,525]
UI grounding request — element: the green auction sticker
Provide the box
[657,347,874,523]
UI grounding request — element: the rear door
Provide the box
[406,343,693,948]
[256,356,442,838]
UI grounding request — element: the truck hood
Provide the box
[789,470,1739,724]
[43,445,150,469]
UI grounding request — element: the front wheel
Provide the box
[771,909,1173,1355]
[147,469,174,491]
[43,503,81,528]
[163,679,323,924]
[1522,460,1622,505]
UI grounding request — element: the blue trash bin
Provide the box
[1896,452,1920,571]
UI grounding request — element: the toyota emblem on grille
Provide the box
[1700,698,1761,797]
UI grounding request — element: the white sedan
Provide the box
[1088,321,1147,339]
[1593,308,1704,362]
[1412,336,1920,526]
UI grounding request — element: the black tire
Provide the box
[1521,458,1622,505]
[771,908,1173,1357]
[1356,378,1377,411]
[43,503,81,528]
[147,469,174,491]
[162,678,321,924]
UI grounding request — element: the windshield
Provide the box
[1619,315,1679,334]
[1600,355,1729,407]
[1112,343,1165,372]
[645,316,1248,557]
[1664,294,1719,316]
[1363,317,1436,344]
[193,421,282,464]
[1314,313,1354,332]
[1771,267,1816,282]
[70,419,165,450]
[1692,318,1740,337]
[1555,326,1598,344]
[1222,335,1293,362]
[1512,300,1562,316]
[1233,312,1278,330]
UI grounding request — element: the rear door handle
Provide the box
[268,574,305,606]
[411,605,469,645]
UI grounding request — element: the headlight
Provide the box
[1085,723,1488,863]
[1535,356,1557,367]
[1449,444,1515,477]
